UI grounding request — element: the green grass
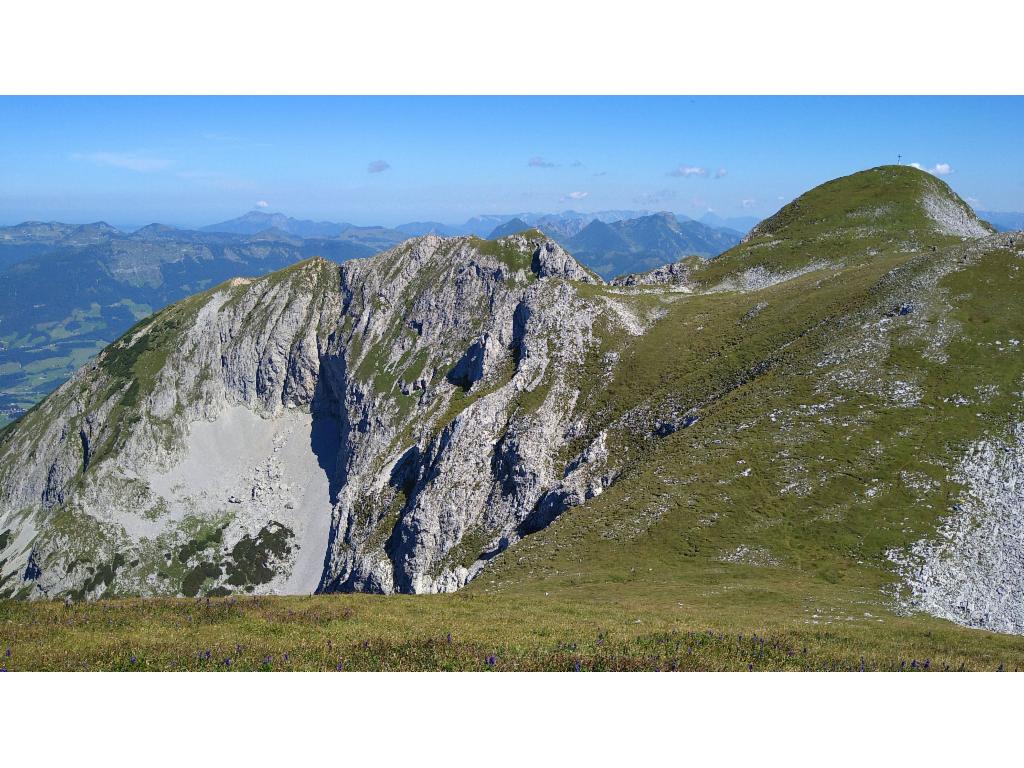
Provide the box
[693,165,981,286]
[3,575,1024,670]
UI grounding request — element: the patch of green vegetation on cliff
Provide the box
[470,233,541,275]
[225,522,294,588]
[182,562,223,598]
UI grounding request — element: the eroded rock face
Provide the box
[0,234,622,598]
[890,424,1024,633]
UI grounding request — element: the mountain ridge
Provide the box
[4,166,1024,642]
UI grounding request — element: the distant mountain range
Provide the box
[977,211,1024,232]
[0,208,751,424]
[697,211,762,233]
[562,212,742,279]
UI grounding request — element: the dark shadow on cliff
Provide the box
[309,415,342,503]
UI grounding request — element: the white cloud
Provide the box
[565,191,588,200]
[909,161,953,176]
[367,160,391,173]
[73,151,170,172]
[668,165,708,178]
[255,200,270,208]
[742,198,757,209]
[714,168,728,179]
[528,156,556,168]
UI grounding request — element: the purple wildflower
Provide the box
[446,633,452,644]
[130,656,137,665]
[336,661,344,671]
[486,655,496,666]
[575,661,581,672]
[224,658,231,667]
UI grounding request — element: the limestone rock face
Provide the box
[0,234,623,598]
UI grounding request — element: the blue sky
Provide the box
[0,96,1021,228]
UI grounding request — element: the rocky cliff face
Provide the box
[0,232,621,599]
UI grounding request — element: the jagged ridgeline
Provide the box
[2,166,1024,637]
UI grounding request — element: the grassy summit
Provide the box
[695,164,994,285]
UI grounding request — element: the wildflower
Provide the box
[284,653,289,662]
[362,640,369,649]
[446,633,452,644]
[486,655,496,666]
[924,659,930,670]
[336,661,344,671]
[911,660,918,670]
[205,650,211,660]
[4,648,9,658]
[0,665,6,672]
[575,661,581,672]
[263,656,272,666]
[747,663,753,671]
[130,656,137,665]
[224,658,232,667]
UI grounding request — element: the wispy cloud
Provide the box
[255,200,270,209]
[909,161,953,176]
[569,161,584,168]
[528,156,556,168]
[668,165,708,178]
[367,160,391,174]
[741,198,757,209]
[72,151,170,172]
[593,171,607,177]
[561,191,588,202]
[633,189,676,206]
[714,168,728,179]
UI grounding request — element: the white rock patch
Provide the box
[890,423,1024,633]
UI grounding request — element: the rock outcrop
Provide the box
[0,233,622,599]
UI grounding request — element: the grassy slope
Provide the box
[4,172,1024,669]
